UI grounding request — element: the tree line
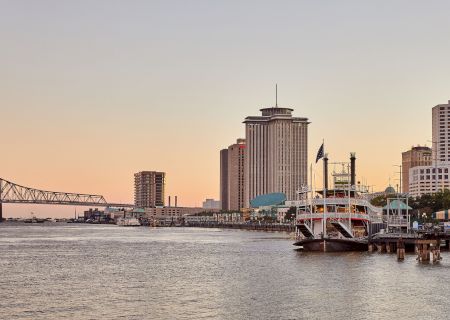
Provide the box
[370,189,450,222]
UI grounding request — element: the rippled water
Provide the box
[0,224,449,320]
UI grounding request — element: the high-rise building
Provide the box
[432,100,450,163]
[134,171,165,208]
[244,106,309,206]
[402,146,432,193]
[220,149,229,210]
[227,139,246,211]
[220,139,246,211]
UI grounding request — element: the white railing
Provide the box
[287,198,382,215]
[386,217,409,226]
[297,213,370,221]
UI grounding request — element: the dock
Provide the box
[369,231,450,262]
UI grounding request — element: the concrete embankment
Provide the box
[185,222,295,232]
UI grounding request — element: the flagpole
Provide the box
[322,139,327,239]
[310,163,313,228]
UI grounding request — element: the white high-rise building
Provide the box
[244,106,309,207]
[432,100,450,163]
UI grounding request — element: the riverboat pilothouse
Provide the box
[290,153,382,252]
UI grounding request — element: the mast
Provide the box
[275,84,278,107]
[348,162,351,229]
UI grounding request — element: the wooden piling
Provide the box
[378,243,386,253]
[397,238,405,260]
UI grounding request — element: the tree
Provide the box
[370,195,388,207]
[284,206,296,222]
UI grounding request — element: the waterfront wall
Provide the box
[186,222,295,232]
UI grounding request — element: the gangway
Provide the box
[297,222,315,238]
[331,221,354,238]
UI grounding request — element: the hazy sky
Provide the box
[2,0,450,217]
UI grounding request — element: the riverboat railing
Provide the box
[297,213,370,221]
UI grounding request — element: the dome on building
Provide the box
[385,186,396,194]
[250,193,286,208]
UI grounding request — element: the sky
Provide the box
[1,0,450,218]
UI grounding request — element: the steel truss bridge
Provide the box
[0,177,134,220]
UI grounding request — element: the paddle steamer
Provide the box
[290,153,382,252]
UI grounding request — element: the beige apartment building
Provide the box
[220,139,246,211]
[402,146,432,193]
[227,139,246,211]
[244,106,309,207]
[220,149,229,210]
[134,171,165,208]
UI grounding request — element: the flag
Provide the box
[315,143,324,163]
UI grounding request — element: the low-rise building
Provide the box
[184,214,216,224]
[144,207,220,225]
[213,211,244,223]
[202,199,221,209]
[408,165,450,197]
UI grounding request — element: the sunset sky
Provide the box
[2,0,450,217]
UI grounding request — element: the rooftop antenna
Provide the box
[275,84,278,107]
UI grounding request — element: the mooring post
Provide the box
[432,240,441,262]
[386,243,391,253]
[397,237,405,260]
[422,243,430,262]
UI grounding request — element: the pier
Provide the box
[370,230,450,262]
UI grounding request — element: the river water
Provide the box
[0,224,449,320]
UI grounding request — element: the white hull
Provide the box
[116,218,141,227]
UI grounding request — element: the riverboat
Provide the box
[291,153,382,252]
[116,217,141,227]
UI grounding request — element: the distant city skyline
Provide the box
[2,1,450,217]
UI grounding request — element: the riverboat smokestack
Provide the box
[168,196,171,207]
[175,196,178,207]
[323,154,329,193]
[350,153,356,186]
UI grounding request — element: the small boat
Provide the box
[116,217,141,227]
[23,215,45,223]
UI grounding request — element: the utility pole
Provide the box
[393,164,402,194]
[428,140,439,193]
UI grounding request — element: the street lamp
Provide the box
[428,140,439,194]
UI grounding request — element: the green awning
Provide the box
[383,200,412,210]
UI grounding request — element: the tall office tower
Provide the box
[227,139,246,211]
[220,149,229,210]
[134,171,165,208]
[244,106,309,207]
[432,100,450,163]
[402,146,432,193]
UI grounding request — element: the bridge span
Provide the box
[0,178,134,221]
